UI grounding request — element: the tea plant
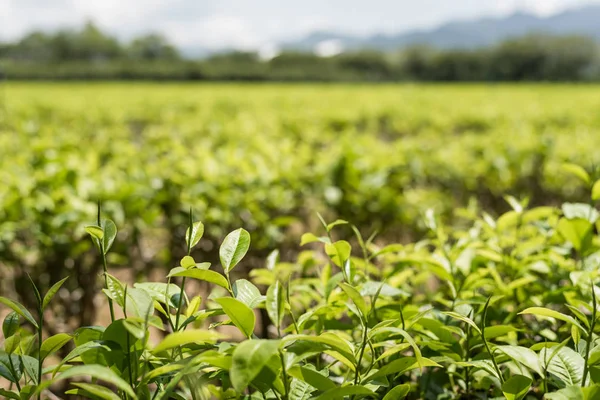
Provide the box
[3,83,600,337]
[1,165,600,398]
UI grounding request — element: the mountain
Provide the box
[280,5,600,53]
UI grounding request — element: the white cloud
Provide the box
[2,0,599,48]
[315,39,344,57]
[160,15,263,49]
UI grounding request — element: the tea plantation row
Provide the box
[1,83,600,375]
[2,177,600,398]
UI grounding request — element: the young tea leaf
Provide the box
[230,339,281,392]
[215,297,256,338]
[502,375,533,400]
[220,228,251,273]
[42,276,69,311]
[266,281,286,331]
[185,221,205,251]
[0,297,38,329]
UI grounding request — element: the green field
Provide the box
[2,83,600,399]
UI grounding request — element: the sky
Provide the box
[1,0,599,51]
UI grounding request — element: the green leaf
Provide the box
[124,287,154,319]
[0,389,19,400]
[230,339,280,392]
[0,297,38,328]
[3,333,20,354]
[266,281,285,331]
[325,240,351,267]
[519,307,585,331]
[85,225,104,240]
[366,357,440,382]
[21,355,39,384]
[545,346,584,386]
[289,377,314,400]
[152,329,224,353]
[36,364,137,399]
[496,346,544,376]
[288,366,336,391]
[53,341,111,377]
[557,217,594,253]
[592,180,600,201]
[339,283,368,318]
[70,382,121,400]
[215,297,255,338]
[40,333,72,361]
[502,375,532,400]
[284,333,356,365]
[233,279,265,309]
[313,385,375,400]
[441,311,481,335]
[102,219,117,254]
[133,282,181,306]
[562,203,599,223]
[382,384,411,400]
[42,276,69,311]
[300,233,330,246]
[220,228,251,273]
[168,268,229,290]
[185,221,205,251]
[103,274,125,307]
[0,351,21,382]
[327,219,348,231]
[545,386,584,400]
[562,163,591,185]
[180,255,196,269]
[3,312,20,339]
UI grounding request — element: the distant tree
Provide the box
[334,51,394,80]
[489,34,598,81]
[128,34,180,60]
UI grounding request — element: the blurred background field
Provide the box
[1,82,600,331]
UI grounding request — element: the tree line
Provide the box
[1,22,599,81]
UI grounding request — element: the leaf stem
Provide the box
[279,350,289,400]
[583,282,597,386]
[37,311,43,398]
[353,319,369,386]
[174,277,187,331]
[8,353,21,392]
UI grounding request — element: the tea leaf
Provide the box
[230,339,280,392]
[40,333,73,361]
[69,382,122,400]
[84,225,104,240]
[382,384,411,400]
[562,163,591,185]
[502,375,533,400]
[215,297,255,338]
[169,268,229,289]
[288,365,336,391]
[0,297,38,328]
[267,280,286,331]
[325,240,351,267]
[233,279,265,309]
[42,276,69,311]
[313,385,375,400]
[519,307,584,331]
[185,221,205,251]
[220,228,251,273]
[102,219,117,254]
[153,329,224,353]
[37,365,137,399]
[2,312,20,339]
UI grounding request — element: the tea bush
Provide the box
[2,165,600,399]
[2,83,600,333]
